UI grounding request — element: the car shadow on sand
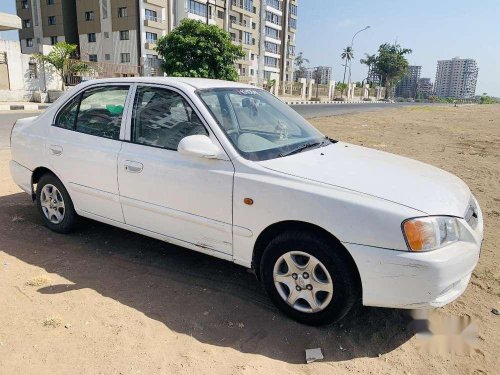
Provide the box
[0,192,414,364]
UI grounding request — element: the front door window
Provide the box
[132,86,207,150]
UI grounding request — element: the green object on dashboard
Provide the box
[106,105,124,115]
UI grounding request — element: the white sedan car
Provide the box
[10,78,483,325]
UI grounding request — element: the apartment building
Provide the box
[395,65,421,98]
[171,0,261,84]
[434,57,478,99]
[16,0,79,54]
[317,66,332,84]
[416,77,433,99]
[76,0,172,75]
[295,66,332,85]
[174,0,298,85]
[294,67,312,82]
[16,0,298,83]
[264,0,297,84]
[367,69,380,86]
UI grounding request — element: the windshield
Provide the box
[197,88,329,161]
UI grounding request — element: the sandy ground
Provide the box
[0,105,499,374]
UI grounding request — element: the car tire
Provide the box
[260,231,360,326]
[35,173,77,234]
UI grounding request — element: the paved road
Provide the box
[291,102,441,119]
[0,111,41,150]
[0,102,440,149]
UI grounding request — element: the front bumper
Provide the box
[344,216,483,309]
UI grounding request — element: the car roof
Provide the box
[80,77,257,90]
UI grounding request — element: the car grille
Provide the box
[464,197,479,230]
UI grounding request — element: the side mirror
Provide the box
[177,135,223,159]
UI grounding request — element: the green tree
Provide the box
[372,43,412,99]
[341,46,354,85]
[155,19,244,81]
[265,79,277,92]
[336,82,348,98]
[360,53,377,84]
[34,42,89,90]
[294,51,309,70]
[479,93,497,104]
[294,51,309,80]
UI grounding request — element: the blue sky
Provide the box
[1,0,498,95]
[296,0,500,96]
[0,1,16,39]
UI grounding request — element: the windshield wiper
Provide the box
[278,137,329,158]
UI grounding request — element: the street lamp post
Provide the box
[347,26,370,93]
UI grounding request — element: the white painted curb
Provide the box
[0,103,50,111]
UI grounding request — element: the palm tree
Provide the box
[341,46,354,85]
[34,42,90,90]
[360,53,377,85]
[313,68,322,98]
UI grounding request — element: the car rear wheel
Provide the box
[260,231,360,326]
[36,173,77,233]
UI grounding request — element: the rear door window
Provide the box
[54,96,79,130]
[76,86,130,140]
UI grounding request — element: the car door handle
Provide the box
[49,145,63,156]
[124,161,143,173]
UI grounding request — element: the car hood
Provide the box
[258,142,471,216]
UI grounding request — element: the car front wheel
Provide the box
[36,173,77,233]
[260,231,360,326]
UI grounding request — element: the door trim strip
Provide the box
[120,195,233,234]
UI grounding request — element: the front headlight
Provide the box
[402,216,460,252]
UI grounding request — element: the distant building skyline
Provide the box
[434,57,478,99]
[295,65,332,85]
[366,68,380,86]
[4,2,494,95]
[416,77,433,99]
[395,65,421,98]
[315,66,332,85]
[292,0,498,96]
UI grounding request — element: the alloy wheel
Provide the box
[40,184,65,224]
[273,251,333,313]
